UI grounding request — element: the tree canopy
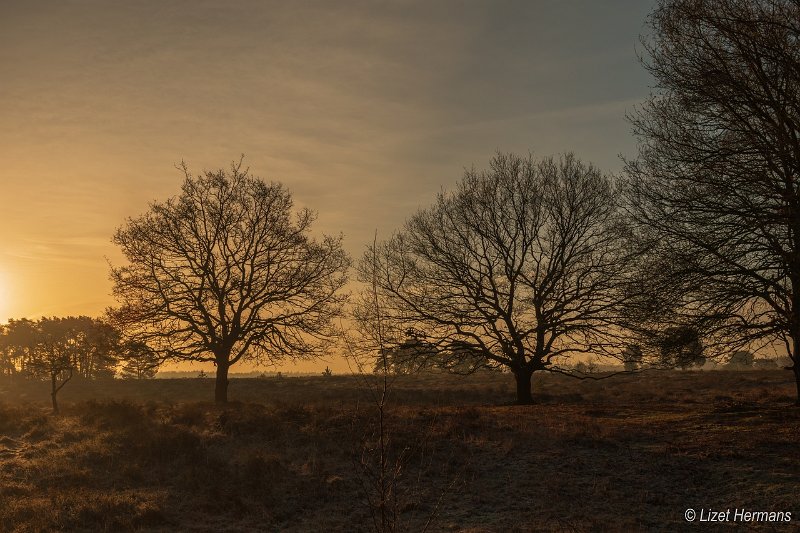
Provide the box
[625,0,800,400]
[0,316,117,412]
[110,160,350,402]
[358,153,639,403]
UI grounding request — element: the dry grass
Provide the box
[0,370,798,532]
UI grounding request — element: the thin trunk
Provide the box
[215,361,230,403]
[513,367,534,405]
[793,364,800,407]
[791,205,800,404]
[51,373,59,414]
[792,284,800,406]
[791,329,800,406]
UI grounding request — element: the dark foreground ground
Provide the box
[0,370,798,532]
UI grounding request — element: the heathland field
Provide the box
[0,371,798,532]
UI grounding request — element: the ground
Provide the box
[0,370,797,532]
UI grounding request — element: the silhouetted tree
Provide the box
[0,318,37,378]
[0,317,121,411]
[373,330,439,375]
[622,344,644,372]
[110,159,350,402]
[2,317,113,413]
[71,317,119,380]
[359,153,639,404]
[118,341,161,379]
[32,318,82,413]
[625,0,800,402]
[658,326,706,369]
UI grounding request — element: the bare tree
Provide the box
[359,153,638,404]
[110,159,350,403]
[625,0,800,401]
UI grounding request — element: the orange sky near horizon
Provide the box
[0,0,656,371]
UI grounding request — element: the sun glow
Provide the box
[0,269,11,324]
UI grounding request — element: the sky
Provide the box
[0,0,656,371]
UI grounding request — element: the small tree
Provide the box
[72,317,119,380]
[658,326,706,370]
[110,159,350,402]
[20,318,80,413]
[33,318,78,413]
[373,330,439,375]
[348,235,454,533]
[118,341,161,379]
[0,318,38,378]
[622,345,644,372]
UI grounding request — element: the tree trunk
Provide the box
[215,361,229,403]
[513,367,534,405]
[792,308,800,406]
[791,334,800,405]
[51,373,59,414]
[793,365,800,406]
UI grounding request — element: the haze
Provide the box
[0,1,654,369]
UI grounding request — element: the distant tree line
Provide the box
[372,329,495,375]
[0,317,160,412]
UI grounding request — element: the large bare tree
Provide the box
[359,153,637,404]
[624,0,800,401]
[110,160,350,402]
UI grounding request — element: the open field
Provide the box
[0,371,798,532]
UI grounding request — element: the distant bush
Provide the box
[658,326,706,369]
[753,358,778,369]
[622,345,643,372]
[726,351,754,369]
